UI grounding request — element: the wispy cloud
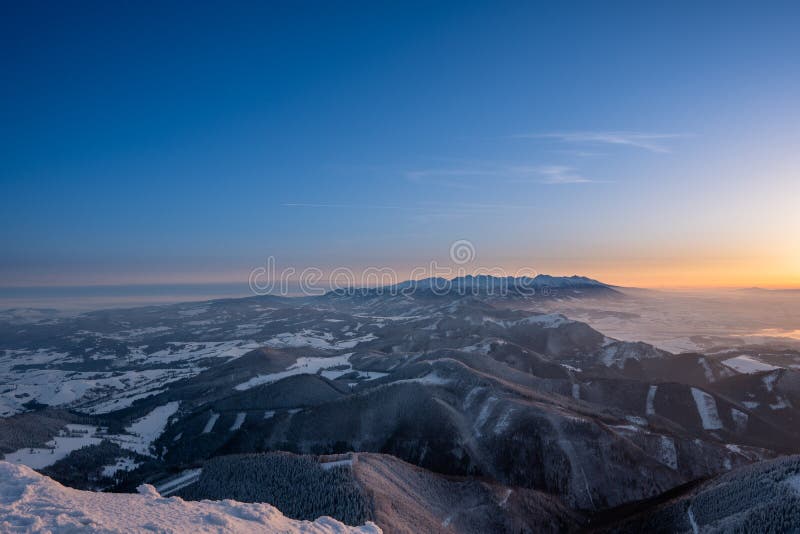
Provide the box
[515,131,687,153]
[525,165,594,184]
[406,164,600,186]
[554,149,606,158]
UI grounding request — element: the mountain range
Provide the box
[1,275,799,532]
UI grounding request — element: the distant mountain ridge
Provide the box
[327,274,620,299]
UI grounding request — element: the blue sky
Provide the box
[2,1,799,287]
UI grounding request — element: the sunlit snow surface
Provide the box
[0,462,381,533]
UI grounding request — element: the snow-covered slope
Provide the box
[0,461,381,533]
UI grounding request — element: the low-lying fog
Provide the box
[536,288,800,355]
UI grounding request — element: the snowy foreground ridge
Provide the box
[0,462,381,534]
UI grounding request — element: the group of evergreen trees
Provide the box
[41,440,128,489]
[177,452,372,526]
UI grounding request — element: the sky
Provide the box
[2,1,799,289]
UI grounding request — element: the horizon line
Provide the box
[2,278,800,292]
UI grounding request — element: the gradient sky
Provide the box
[2,1,799,288]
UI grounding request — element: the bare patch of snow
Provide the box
[698,357,715,382]
[730,408,748,431]
[493,407,515,435]
[114,402,181,456]
[463,387,486,410]
[610,424,641,433]
[770,396,792,410]
[690,388,723,430]
[722,355,780,374]
[657,435,678,470]
[473,396,499,437]
[763,372,779,392]
[320,459,353,471]
[688,506,699,534]
[646,385,658,416]
[229,412,246,431]
[202,412,220,434]
[391,372,453,388]
[785,474,800,495]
